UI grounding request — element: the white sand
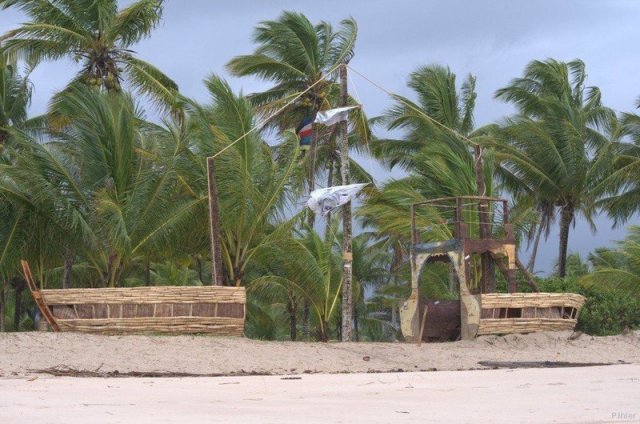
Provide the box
[0,330,638,377]
[1,365,639,423]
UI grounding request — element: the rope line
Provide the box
[346,65,480,147]
[207,63,342,160]
[346,71,369,147]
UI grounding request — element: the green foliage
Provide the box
[492,59,615,277]
[0,0,178,112]
[581,225,640,297]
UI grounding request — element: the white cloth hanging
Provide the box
[307,183,368,216]
[313,105,360,127]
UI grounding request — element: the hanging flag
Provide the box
[314,105,360,127]
[296,115,314,151]
[307,183,368,216]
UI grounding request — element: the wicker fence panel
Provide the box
[39,286,246,336]
[481,293,586,309]
[41,286,246,305]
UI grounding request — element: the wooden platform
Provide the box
[22,261,246,336]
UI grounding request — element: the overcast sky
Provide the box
[1,0,639,274]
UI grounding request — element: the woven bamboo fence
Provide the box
[477,293,586,336]
[37,286,246,336]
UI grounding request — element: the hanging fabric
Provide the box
[296,115,314,151]
[307,183,368,216]
[314,105,360,127]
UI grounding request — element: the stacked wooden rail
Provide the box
[22,260,245,336]
[478,293,586,336]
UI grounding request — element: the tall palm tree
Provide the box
[493,59,614,277]
[227,12,367,211]
[228,13,362,338]
[0,0,177,111]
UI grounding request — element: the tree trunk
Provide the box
[196,256,204,284]
[338,64,353,342]
[302,301,310,341]
[62,249,74,289]
[558,204,574,278]
[144,259,152,286]
[527,219,544,273]
[319,321,329,342]
[287,299,297,341]
[354,304,359,342]
[207,157,225,286]
[474,145,495,293]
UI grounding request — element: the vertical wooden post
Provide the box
[338,64,353,342]
[207,156,225,286]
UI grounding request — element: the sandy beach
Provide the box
[1,330,638,377]
[1,365,638,423]
[1,331,639,423]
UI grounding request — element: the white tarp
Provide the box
[307,183,368,216]
[313,105,360,127]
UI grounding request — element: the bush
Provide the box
[537,277,640,336]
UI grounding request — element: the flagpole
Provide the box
[338,63,353,342]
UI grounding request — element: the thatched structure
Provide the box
[22,261,245,336]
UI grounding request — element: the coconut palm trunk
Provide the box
[558,204,574,278]
[527,220,545,273]
[287,299,297,341]
[338,64,353,342]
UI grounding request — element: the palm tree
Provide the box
[0,49,32,150]
[227,12,366,215]
[226,11,357,127]
[596,111,640,224]
[177,75,301,287]
[250,227,343,342]
[581,225,640,297]
[228,14,362,337]
[0,0,178,111]
[493,59,614,277]
[363,65,497,291]
[0,85,201,287]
